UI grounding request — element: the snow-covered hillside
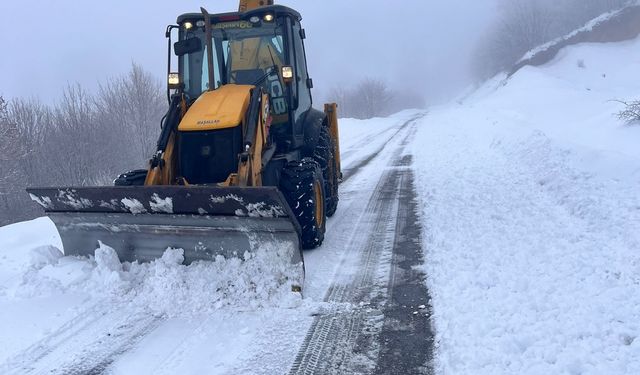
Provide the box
[414,37,640,374]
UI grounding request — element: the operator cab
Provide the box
[170,6,313,132]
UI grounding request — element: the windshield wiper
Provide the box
[251,65,277,87]
[252,44,279,86]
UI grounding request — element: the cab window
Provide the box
[292,21,312,121]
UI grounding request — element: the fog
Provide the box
[0,0,497,105]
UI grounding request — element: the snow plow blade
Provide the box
[27,186,304,289]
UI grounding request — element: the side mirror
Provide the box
[174,37,202,56]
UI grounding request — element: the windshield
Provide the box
[179,20,286,100]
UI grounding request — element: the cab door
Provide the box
[284,17,313,148]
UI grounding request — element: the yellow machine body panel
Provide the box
[178,84,253,131]
[238,0,274,12]
[324,103,342,178]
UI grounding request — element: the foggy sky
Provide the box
[0,1,496,105]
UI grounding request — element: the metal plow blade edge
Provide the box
[26,186,304,290]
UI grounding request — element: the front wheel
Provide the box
[280,158,326,249]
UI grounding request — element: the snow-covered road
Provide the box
[0,110,434,375]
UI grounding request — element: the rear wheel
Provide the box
[280,158,326,249]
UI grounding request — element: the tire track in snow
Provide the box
[60,313,163,375]
[0,304,163,375]
[372,155,434,375]
[340,113,426,183]
[141,317,215,375]
[224,115,426,375]
[289,117,434,374]
[289,165,399,375]
[339,119,409,162]
[0,302,108,373]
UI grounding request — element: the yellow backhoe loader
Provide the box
[27,0,341,292]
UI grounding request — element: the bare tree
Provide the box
[0,96,28,223]
[353,78,394,119]
[328,86,352,118]
[474,0,556,80]
[49,84,105,185]
[472,0,632,81]
[95,63,164,165]
[0,63,166,225]
[8,98,53,185]
[327,78,399,119]
[501,0,555,52]
[559,0,630,27]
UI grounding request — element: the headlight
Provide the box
[168,73,181,89]
[281,66,294,83]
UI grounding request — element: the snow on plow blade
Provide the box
[27,186,304,289]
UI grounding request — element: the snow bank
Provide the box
[414,37,640,374]
[4,241,302,318]
[0,218,62,283]
[467,36,640,179]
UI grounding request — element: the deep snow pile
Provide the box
[0,219,306,366]
[414,38,640,373]
[1,222,301,317]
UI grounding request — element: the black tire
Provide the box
[280,158,326,249]
[114,169,147,186]
[314,124,339,217]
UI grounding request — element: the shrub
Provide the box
[616,100,640,125]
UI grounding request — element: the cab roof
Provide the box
[176,5,302,24]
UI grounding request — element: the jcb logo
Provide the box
[267,72,287,115]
